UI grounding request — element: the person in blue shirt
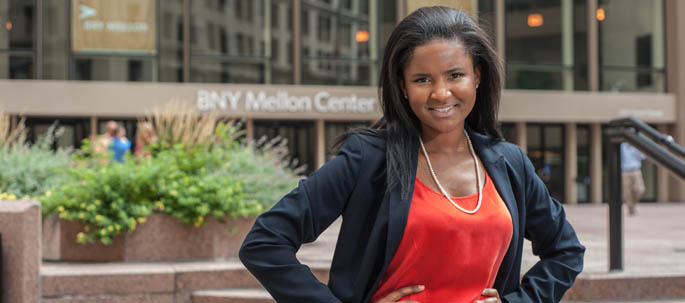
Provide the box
[109,125,131,163]
[621,142,646,215]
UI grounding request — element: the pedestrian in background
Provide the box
[621,142,646,215]
[134,122,157,158]
[110,124,131,163]
[93,120,118,155]
[240,6,584,303]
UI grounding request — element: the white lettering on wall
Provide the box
[197,89,376,114]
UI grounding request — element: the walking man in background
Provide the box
[621,142,646,215]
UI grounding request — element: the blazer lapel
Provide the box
[467,128,521,289]
[385,138,419,265]
[363,138,418,302]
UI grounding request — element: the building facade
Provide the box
[1,0,683,203]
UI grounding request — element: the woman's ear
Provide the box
[474,64,481,88]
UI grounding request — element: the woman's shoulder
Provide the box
[339,130,387,152]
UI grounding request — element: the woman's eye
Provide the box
[413,78,430,83]
[450,72,464,79]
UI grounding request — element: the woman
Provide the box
[240,6,584,303]
[134,122,157,158]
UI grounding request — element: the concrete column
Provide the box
[587,0,599,91]
[565,123,578,204]
[590,123,603,203]
[90,116,98,141]
[315,119,325,169]
[0,201,41,303]
[495,0,505,61]
[656,125,670,203]
[245,119,254,147]
[665,0,685,201]
[515,121,527,153]
[561,0,574,91]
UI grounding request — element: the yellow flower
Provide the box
[137,217,147,224]
[95,215,104,222]
[76,232,86,244]
[94,200,101,206]
[99,229,106,236]
[45,190,52,197]
[84,225,91,232]
[154,201,165,211]
[130,218,137,230]
[80,203,86,208]
[57,206,65,212]
[169,189,178,197]
[107,225,114,232]
[78,212,85,219]
[59,211,69,219]
[194,221,202,228]
[115,224,121,231]
[87,204,96,211]
[0,193,6,199]
[8,194,17,200]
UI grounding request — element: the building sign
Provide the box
[72,0,156,54]
[197,89,377,114]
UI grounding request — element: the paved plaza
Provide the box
[298,202,685,286]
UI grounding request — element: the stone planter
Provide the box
[42,213,256,262]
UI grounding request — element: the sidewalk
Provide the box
[298,202,685,284]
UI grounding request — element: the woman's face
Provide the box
[401,39,480,138]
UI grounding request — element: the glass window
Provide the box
[478,0,496,44]
[24,117,91,149]
[527,124,565,202]
[254,120,316,175]
[577,125,590,203]
[159,0,183,82]
[499,122,516,143]
[505,0,583,91]
[72,56,155,81]
[599,0,665,92]
[190,0,292,84]
[1,0,34,79]
[191,57,264,83]
[324,121,371,159]
[301,0,377,86]
[0,53,32,78]
[0,0,35,50]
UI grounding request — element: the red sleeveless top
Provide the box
[371,172,513,303]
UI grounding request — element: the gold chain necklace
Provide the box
[418,129,482,214]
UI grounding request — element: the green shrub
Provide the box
[0,124,71,199]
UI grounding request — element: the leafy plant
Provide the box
[39,103,302,245]
[0,121,71,200]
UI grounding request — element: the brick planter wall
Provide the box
[42,213,256,262]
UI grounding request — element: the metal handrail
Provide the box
[605,117,685,272]
[609,116,685,159]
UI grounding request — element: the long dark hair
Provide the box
[339,6,503,199]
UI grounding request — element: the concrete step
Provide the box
[192,288,274,303]
[40,259,328,302]
[40,259,685,302]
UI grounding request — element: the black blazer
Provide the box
[240,128,585,303]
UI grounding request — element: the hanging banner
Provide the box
[72,0,157,54]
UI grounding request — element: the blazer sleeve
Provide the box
[502,148,586,303]
[239,135,364,303]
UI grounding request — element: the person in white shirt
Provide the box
[621,143,646,215]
